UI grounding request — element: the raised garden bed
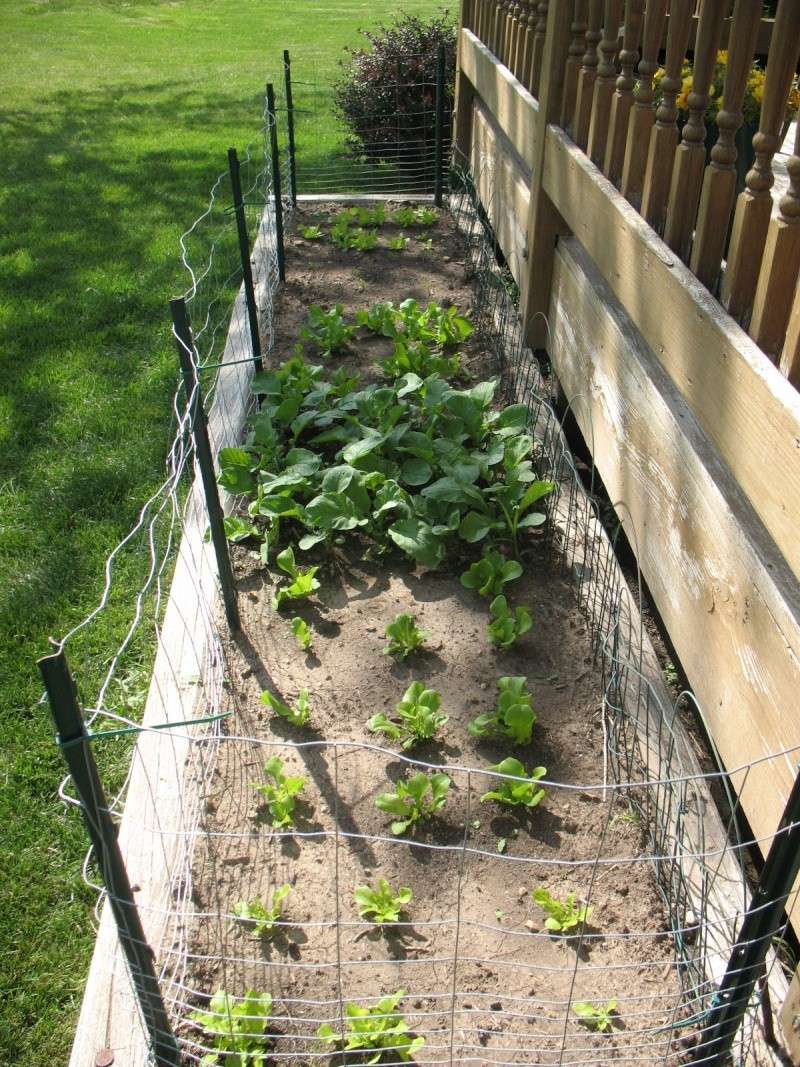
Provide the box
[179,203,701,1065]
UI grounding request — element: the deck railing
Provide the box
[461,0,800,385]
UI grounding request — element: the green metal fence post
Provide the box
[38,648,181,1067]
[170,297,241,632]
[227,146,264,375]
[434,42,446,206]
[266,82,286,282]
[283,50,298,206]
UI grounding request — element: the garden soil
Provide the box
[182,205,694,1065]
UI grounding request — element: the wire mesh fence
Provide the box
[39,74,800,1067]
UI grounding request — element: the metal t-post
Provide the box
[38,649,181,1067]
[266,82,286,282]
[170,297,241,632]
[695,765,800,1062]
[227,146,264,374]
[434,43,446,206]
[283,51,298,207]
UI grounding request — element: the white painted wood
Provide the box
[67,219,277,1067]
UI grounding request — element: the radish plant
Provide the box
[531,888,593,933]
[316,990,424,1062]
[487,595,532,649]
[480,757,546,809]
[469,675,536,744]
[260,688,311,728]
[233,884,291,938]
[376,771,451,835]
[189,989,272,1066]
[354,879,412,924]
[384,613,427,659]
[368,681,447,750]
[253,756,307,828]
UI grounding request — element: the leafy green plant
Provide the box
[354,878,412,924]
[480,757,546,809]
[460,551,523,598]
[356,204,386,227]
[351,227,379,252]
[573,999,619,1033]
[300,224,324,240]
[290,616,312,651]
[487,594,532,649]
[368,681,447,750]
[414,206,438,226]
[260,688,311,728]
[299,304,354,356]
[387,234,410,251]
[376,771,451,834]
[380,339,460,381]
[384,613,427,659]
[253,756,307,828]
[316,989,424,1063]
[189,989,272,1066]
[392,207,417,227]
[469,676,537,744]
[272,546,321,610]
[223,515,260,543]
[233,884,292,938]
[490,478,555,555]
[531,888,593,933]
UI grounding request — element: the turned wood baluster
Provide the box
[529,2,550,96]
[561,0,588,129]
[751,121,800,358]
[689,0,761,290]
[722,0,800,322]
[640,0,693,232]
[572,0,604,149]
[516,0,536,85]
[504,0,520,68]
[491,0,507,57]
[587,0,625,168]
[603,0,643,183]
[663,0,727,261]
[780,278,800,388]
[620,0,668,207]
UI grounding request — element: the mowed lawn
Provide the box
[0,0,442,1061]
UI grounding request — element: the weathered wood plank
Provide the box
[549,235,800,929]
[459,28,539,172]
[470,99,531,284]
[542,123,800,584]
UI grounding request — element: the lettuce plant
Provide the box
[271,546,320,610]
[376,771,451,834]
[233,885,291,938]
[531,888,593,933]
[354,879,412,924]
[469,675,536,744]
[299,304,353,355]
[487,595,532,649]
[290,616,312,651]
[573,999,619,1032]
[316,990,424,1062]
[189,989,272,1066]
[300,224,324,240]
[260,689,311,728]
[384,613,427,659]
[253,756,307,828]
[480,757,546,809]
[368,681,447,749]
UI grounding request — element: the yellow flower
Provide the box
[716,50,728,66]
[677,75,692,111]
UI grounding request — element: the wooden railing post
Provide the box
[521,0,573,348]
[560,0,588,131]
[572,0,603,149]
[603,0,644,184]
[640,0,693,230]
[780,279,800,388]
[530,1,550,95]
[750,121,800,357]
[689,0,761,291]
[453,0,477,166]
[619,0,668,207]
[662,0,727,262]
[517,0,536,85]
[721,1,800,322]
[586,0,624,168]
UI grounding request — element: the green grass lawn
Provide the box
[0,1,442,1061]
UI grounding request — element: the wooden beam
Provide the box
[549,235,800,931]
[459,29,539,171]
[542,123,800,584]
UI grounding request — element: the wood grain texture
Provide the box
[549,235,800,930]
[542,124,800,582]
[67,221,274,1067]
[459,29,539,171]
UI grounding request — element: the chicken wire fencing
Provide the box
[38,89,800,1067]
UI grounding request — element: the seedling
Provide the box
[376,771,451,835]
[469,675,536,744]
[460,551,523,598]
[299,304,354,356]
[233,884,292,938]
[368,681,448,750]
[480,757,547,809]
[300,224,324,240]
[253,755,307,828]
[316,990,424,1062]
[391,207,417,227]
[487,595,532,649]
[189,988,272,1066]
[380,339,460,380]
[272,546,320,610]
[491,478,555,555]
[384,613,427,659]
[387,234,410,251]
[351,227,379,252]
[414,206,438,226]
[354,878,412,924]
[290,616,312,651]
[531,888,593,933]
[223,515,260,542]
[573,999,619,1033]
[260,689,311,728]
[417,236,433,251]
[357,204,386,227]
